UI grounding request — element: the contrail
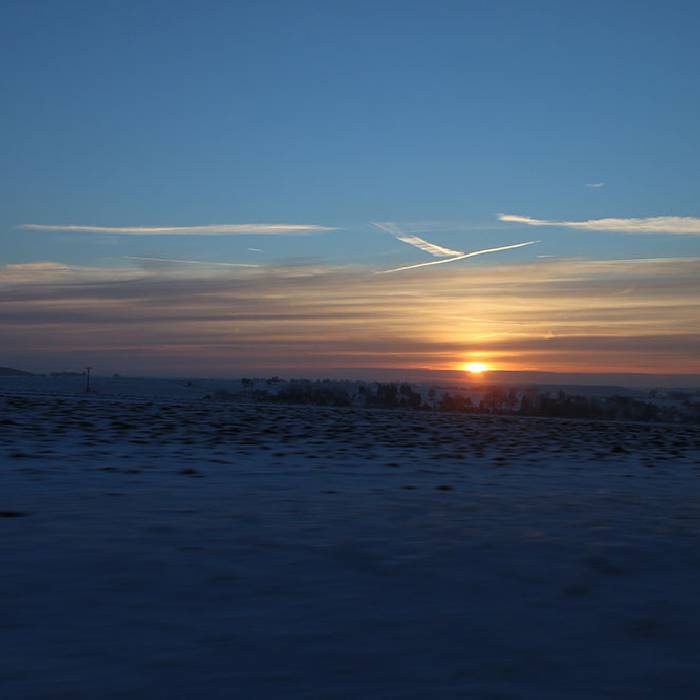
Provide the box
[378,241,539,273]
[371,222,462,257]
[371,222,538,273]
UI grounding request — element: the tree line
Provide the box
[206,378,699,424]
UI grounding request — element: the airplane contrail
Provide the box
[371,222,463,257]
[371,222,538,273]
[378,241,539,273]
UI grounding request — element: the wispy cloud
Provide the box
[18,223,334,236]
[1,257,698,374]
[4,262,70,271]
[585,182,605,188]
[499,213,700,235]
[125,256,260,268]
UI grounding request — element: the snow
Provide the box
[1,388,699,698]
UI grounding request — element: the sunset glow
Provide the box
[0,3,698,382]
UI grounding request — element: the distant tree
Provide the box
[375,383,399,409]
[439,392,472,412]
[399,383,423,409]
[480,386,506,413]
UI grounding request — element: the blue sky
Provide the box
[1,1,699,374]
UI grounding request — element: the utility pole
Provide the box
[85,366,92,393]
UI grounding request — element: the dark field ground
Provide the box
[2,393,700,699]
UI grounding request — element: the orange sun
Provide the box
[463,362,488,374]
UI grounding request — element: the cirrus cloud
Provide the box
[125,256,260,268]
[498,214,700,235]
[18,223,335,236]
[4,262,71,271]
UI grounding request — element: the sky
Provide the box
[1,0,699,377]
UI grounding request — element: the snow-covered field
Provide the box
[1,390,700,699]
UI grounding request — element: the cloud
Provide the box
[18,223,335,236]
[498,214,700,234]
[125,256,260,268]
[2,256,698,374]
[585,182,605,188]
[3,262,70,271]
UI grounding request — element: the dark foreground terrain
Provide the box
[1,393,700,698]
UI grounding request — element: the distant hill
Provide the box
[0,367,34,376]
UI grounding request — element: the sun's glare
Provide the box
[463,362,488,374]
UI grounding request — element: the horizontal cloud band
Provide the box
[18,223,334,235]
[1,256,698,375]
[125,257,260,268]
[499,214,700,235]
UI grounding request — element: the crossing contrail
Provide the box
[371,222,538,273]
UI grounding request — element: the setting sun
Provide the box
[463,362,488,374]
